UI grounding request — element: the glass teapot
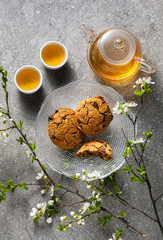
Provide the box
[81,25,155,82]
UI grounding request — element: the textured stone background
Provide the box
[0,0,163,239]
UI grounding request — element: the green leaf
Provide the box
[141,164,144,171]
[0,193,7,202]
[88,206,96,211]
[33,216,39,222]
[141,171,146,176]
[126,140,133,147]
[138,178,145,184]
[98,217,104,224]
[63,226,68,231]
[96,201,102,209]
[134,89,141,96]
[16,120,25,130]
[146,88,152,94]
[17,183,24,189]
[71,175,77,180]
[0,184,4,192]
[136,169,142,174]
[130,175,138,182]
[8,179,14,186]
[55,184,62,188]
[57,224,64,232]
[32,156,35,163]
[29,142,36,152]
[107,192,112,196]
[16,137,24,145]
[113,186,122,194]
[42,165,48,170]
[119,211,127,218]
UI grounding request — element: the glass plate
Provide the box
[36,81,135,180]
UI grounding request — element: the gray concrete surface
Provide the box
[0,0,163,239]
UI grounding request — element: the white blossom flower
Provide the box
[76,173,80,179]
[123,107,128,113]
[26,150,31,158]
[41,202,47,214]
[30,208,38,218]
[1,132,7,142]
[41,189,46,194]
[133,137,145,144]
[37,203,43,209]
[70,211,75,216]
[96,193,101,199]
[49,185,54,196]
[108,234,116,240]
[133,85,137,89]
[77,218,85,225]
[82,175,86,181]
[47,217,52,223]
[80,202,91,214]
[56,198,60,202]
[9,118,13,122]
[135,77,155,87]
[60,216,67,222]
[87,170,101,179]
[112,101,122,115]
[87,184,91,189]
[123,102,138,108]
[135,77,143,85]
[36,171,44,180]
[92,190,96,196]
[0,112,3,117]
[48,200,54,205]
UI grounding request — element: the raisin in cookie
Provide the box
[48,108,84,149]
[77,140,113,161]
[75,96,113,135]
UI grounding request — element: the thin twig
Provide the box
[59,200,85,208]
[121,128,141,168]
[101,206,146,237]
[0,126,15,131]
[60,190,68,199]
[72,179,79,193]
[154,192,163,203]
[58,175,63,184]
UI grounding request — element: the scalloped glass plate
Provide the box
[36,81,135,180]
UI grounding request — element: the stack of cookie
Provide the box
[48,96,113,161]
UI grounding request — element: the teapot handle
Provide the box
[134,57,155,74]
[80,24,96,44]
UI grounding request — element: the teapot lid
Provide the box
[99,28,136,65]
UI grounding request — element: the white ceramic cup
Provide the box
[14,65,43,94]
[40,41,68,70]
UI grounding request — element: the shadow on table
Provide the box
[18,87,46,116]
[44,62,76,89]
[94,70,154,101]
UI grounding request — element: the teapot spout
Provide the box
[80,24,96,44]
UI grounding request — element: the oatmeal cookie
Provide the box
[48,108,84,149]
[75,96,113,135]
[77,140,113,161]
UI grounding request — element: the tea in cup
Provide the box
[14,65,43,94]
[40,41,68,70]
